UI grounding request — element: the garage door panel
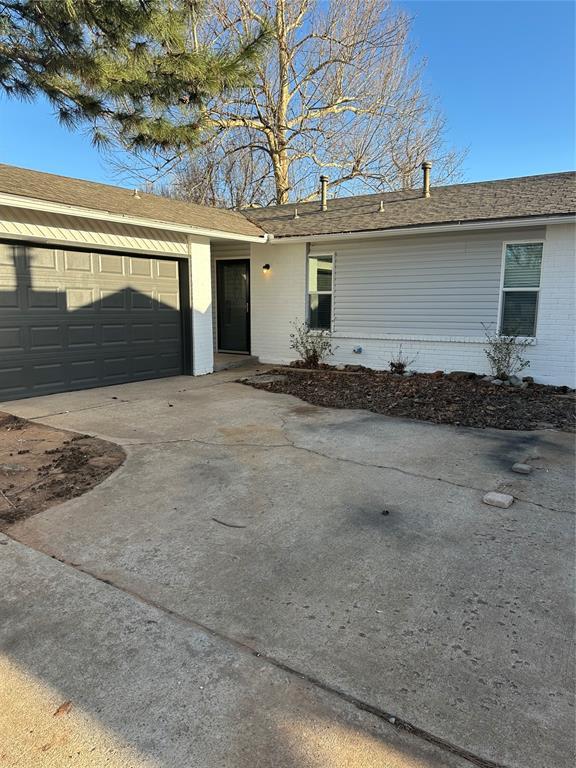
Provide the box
[156,260,179,279]
[68,325,97,347]
[30,325,63,350]
[100,289,126,310]
[98,253,125,275]
[129,257,153,277]
[64,251,92,272]
[70,360,100,385]
[131,290,155,309]
[0,327,24,351]
[27,286,60,309]
[67,288,95,309]
[157,291,180,309]
[101,324,128,345]
[132,323,155,343]
[24,247,58,270]
[158,322,179,341]
[0,245,184,400]
[33,362,66,388]
[0,291,19,308]
[0,364,26,396]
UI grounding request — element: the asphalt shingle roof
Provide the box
[0,164,573,240]
[0,163,264,238]
[242,172,576,238]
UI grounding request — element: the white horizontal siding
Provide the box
[261,224,574,386]
[312,228,546,338]
[0,206,189,256]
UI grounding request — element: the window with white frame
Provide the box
[500,242,543,336]
[308,254,333,329]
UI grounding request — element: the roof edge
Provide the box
[265,214,576,243]
[0,192,267,243]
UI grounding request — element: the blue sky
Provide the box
[0,0,573,186]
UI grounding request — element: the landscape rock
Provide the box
[447,371,476,380]
[335,364,346,371]
[0,463,27,474]
[509,375,522,387]
[243,374,288,385]
[491,379,504,386]
[512,463,533,474]
[523,376,535,384]
[483,491,514,509]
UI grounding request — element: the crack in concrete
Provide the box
[3,533,509,768]
[124,428,572,516]
[26,398,132,421]
[12,381,571,516]
[283,440,573,516]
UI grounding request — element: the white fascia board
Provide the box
[0,192,267,243]
[267,215,576,244]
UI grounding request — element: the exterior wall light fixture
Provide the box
[262,263,271,273]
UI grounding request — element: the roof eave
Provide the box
[0,192,267,243]
[265,214,576,242]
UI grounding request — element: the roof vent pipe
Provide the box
[421,161,432,198]
[320,175,329,211]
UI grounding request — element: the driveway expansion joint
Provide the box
[5,530,511,768]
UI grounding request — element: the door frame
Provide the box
[215,258,251,354]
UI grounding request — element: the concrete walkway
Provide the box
[1,371,574,768]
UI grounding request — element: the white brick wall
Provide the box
[250,242,308,362]
[188,236,214,375]
[521,223,575,386]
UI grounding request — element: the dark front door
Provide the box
[216,259,250,353]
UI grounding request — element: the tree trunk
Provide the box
[272,0,290,205]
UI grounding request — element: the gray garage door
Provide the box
[0,243,183,400]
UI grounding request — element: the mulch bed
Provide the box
[243,369,575,432]
[0,412,125,527]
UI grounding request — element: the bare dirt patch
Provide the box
[243,369,575,432]
[0,412,125,527]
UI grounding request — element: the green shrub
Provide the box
[289,320,335,368]
[482,324,532,379]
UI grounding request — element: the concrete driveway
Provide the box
[1,370,574,768]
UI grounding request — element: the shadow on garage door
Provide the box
[0,242,191,400]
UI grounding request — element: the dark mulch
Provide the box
[0,412,125,526]
[244,369,576,432]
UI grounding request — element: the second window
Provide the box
[308,254,333,330]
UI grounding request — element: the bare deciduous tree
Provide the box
[111,0,464,206]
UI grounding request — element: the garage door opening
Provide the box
[0,242,190,400]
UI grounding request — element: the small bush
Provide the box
[482,324,532,379]
[289,320,335,368]
[389,344,416,375]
